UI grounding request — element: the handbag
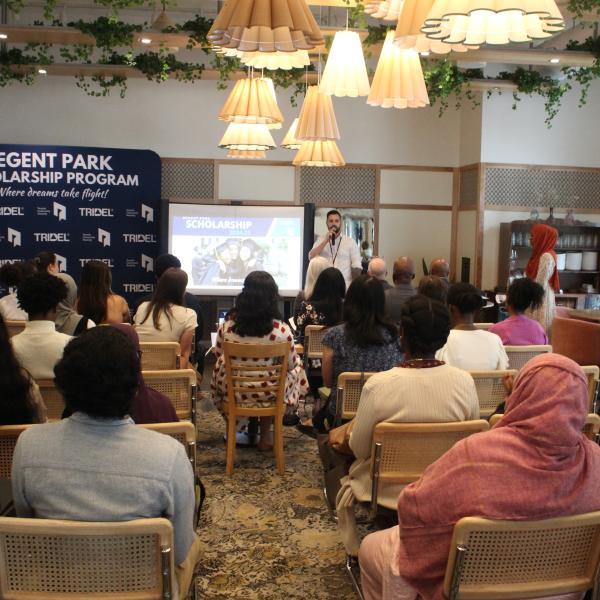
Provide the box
[328,419,355,455]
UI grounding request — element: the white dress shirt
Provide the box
[310,234,361,288]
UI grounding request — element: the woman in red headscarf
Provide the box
[524,223,560,336]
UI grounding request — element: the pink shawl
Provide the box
[397,353,600,600]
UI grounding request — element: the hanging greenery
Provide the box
[68,17,141,56]
[75,73,128,98]
[422,60,482,114]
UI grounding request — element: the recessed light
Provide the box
[140,37,152,44]
[0,33,7,39]
[38,68,47,75]
[420,51,430,57]
[549,57,560,64]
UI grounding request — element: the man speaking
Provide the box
[309,209,362,288]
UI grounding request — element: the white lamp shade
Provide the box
[227,149,267,159]
[296,85,340,141]
[319,31,370,98]
[218,77,284,125]
[218,123,276,150]
[217,47,311,69]
[364,0,405,21]
[367,31,429,109]
[281,118,302,149]
[293,140,345,166]
[261,77,282,130]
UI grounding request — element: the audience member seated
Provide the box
[211,271,309,451]
[436,283,508,370]
[293,256,329,318]
[0,314,46,424]
[55,272,95,335]
[134,268,197,368]
[0,261,35,320]
[358,354,600,600]
[336,295,479,554]
[11,273,72,380]
[429,257,450,283]
[77,260,130,324]
[11,327,201,597]
[368,258,391,290]
[317,276,402,433]
[33,250,60,275]
[417,275,448,304]
[384,257,416,323]
[489,278,548,345]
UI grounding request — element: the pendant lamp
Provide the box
[367,31,429,109]
[319,31,370,98]
[219,48,311,70]
[218,123,276,150]
[394,0,477,52]
[208,0,324,52]
[227,149,267,159]
[261,77,282,130]
[295,85,340,141]
[218,77,283,126]
[421,0,564,45]
[364,0,405,21]
[293,141,345,166]
[281,118,302,149]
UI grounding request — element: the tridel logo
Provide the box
[7,228,21,247]
[98,228,111,247]
[141,204,154,223]
[53,202,67,221]
[55,254,67,272]
[141,254,154,272]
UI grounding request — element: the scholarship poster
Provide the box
[0,144,161,304]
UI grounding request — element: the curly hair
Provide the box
[17,272,67,316]
[233,271,281,337]
[0,261,35,288]
[77,261,112,324]
[400,295,450,357]
[54,327,139,419]
[507,278,545,313]
[139,267,187,330]
[446,282,484,316]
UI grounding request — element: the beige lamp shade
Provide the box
[364,0,405,21]
[217,47,311,69]
[219,77,284,125]
[261,77,283,130]
[319,31,370,98]
[295,86,340,141]
[421,0,564,45]
[227,149,267,159]
[208,0,324,52]
[281,118,302,149]
[394,0,478,52]
[293,140,345,166]
[367,31,429,109]
[218,123,276,150]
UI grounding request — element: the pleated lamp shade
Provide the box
[218,123,276,150]
[394,0,478,52]
[364,0,405,21]
[227,149,267,159]
[281,118,302,149]
[293,141,345,166]
[218,78,284,125]
[367,31,429,109]
[319,31,370,98]
[208,0,324,52]
[421,0,564,45]
[295,86,340,141]
[217,47,311,69]
[261,77,282,130]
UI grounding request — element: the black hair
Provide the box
[0,314,36,424]
[154,254,181,279]
[507,278,545,313]
[418,275,449,304]
[17,272,67,317]
[0,261,35,288]
[310,267,346,326]
[343,275,397,347]
[77,261,112,324]
[33,251,56,273]
[233,271,281,337]
[326,209,341,220]
[54,327,139,419]
[446,282,484,316]
[400,295,450,357]
[140,268,187,330]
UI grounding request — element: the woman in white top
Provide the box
[134,268,197,368]
[0,261,35,321]
[436,282,509,370]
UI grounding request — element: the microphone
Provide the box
[330,231,336,247]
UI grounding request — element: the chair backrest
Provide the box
[139,342,181,370]
[443,512,600,600]
[0,517,176,599]
[304,325,327,360]
[36,379,65,421]
[489,413,600,441]
[474,323,493,330]
[370,421,490,510]
[141,369,196,423]
[0,425,33,479]
[4,320,26,338]
[469,370,517,418]
[581,365,599,412]
[138,422,196,472]
[223,341,288,411]
[504,345,552,370]
[336,372,377,421]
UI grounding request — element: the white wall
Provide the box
[459,99,482,167]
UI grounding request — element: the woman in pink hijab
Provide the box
[359,353,600,600]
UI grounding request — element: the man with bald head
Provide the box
[367,257,391,290]
[429,258,450,281]
[384,256,416,323]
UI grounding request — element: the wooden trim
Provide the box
[312,202,376,209]
[458,163,480,172]
[483,204,600,214]
[213,159,219,203]
[450,168,460,282]
[481,162,600,173]
[161,157,214,164]
[378,204,452,211]
[216,159,294,167]
[293,166,301,205]
[374,167,381,256]
[163,197,216,203]
[377,165,454,173]
[475,164,486,288]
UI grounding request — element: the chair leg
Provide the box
[346,555,365,600]
[226,415,236,476]
[273,414,285,475]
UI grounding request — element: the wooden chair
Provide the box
[469,370,517,418]
[505,344,552,370]
[4,320,26,338]
[582,365,599,412]
[142,369,197,424]
[489,413,600,441]
[334,372,376,425]
[0,517,178,599]
[223,341,288,476]
[0,424,32,479]
[139,342,181,370]
[443,512,600,600]
[36,379,65,421]
[474,322,493,330]
[303,324,327,366]
[139,422,196,472]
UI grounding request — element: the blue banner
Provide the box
[0,144,161,304]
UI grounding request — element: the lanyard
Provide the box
[328,235,342,266]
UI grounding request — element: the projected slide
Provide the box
[168,204,304,296]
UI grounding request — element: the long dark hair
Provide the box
[232,271,281,337]
[78,261,112,324]
[310,267,345,326]
[0,314,35,424]
[140,268,187,330]
[343,275,397,347]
